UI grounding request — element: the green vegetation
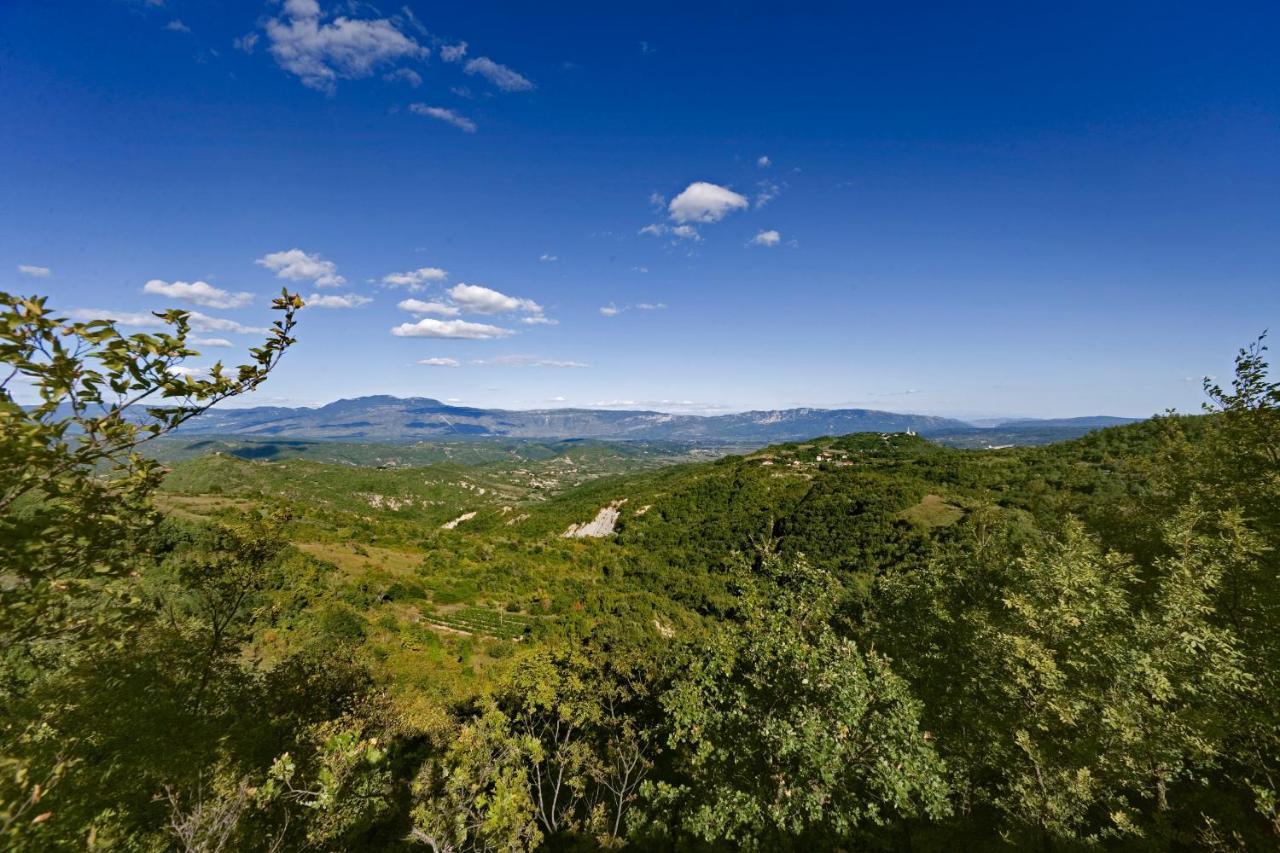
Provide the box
[4,292,1280,850]
[421,606,539,640]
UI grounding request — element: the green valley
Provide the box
[4,294,1278,851]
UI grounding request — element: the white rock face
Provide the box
[562,499,627,538]
[441,511,477,530]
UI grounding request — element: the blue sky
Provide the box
[2,0,1278,418]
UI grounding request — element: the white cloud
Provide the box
[391,318,513,339]
[539,254,557,262]
[168,365,211,379]
[418,357,461,367]
[750,229,781,247]
[234,32,260,53]
[305,292,372,308]
[383,67,422,87]
[448,283,542,316]
[668,182,748,224]
[521,315,558,325]
[409,103,476,133]
[599,304,620,317]
[143,279,254,309]
[463,56,534,92]
[264,0,427,94]
[67,308,164,328]
[439,41,467,62]
[549,395,566,402]
[382,266,447,290]
[757,155,771,167]
[256,248,345,287]
[165,20,190,33]
[186,312,269,334]
[648,191,666,210]
[190,336,233,348]
[635,302,667,310]
[17,265,50,278]
[398,298,459,316]
[67,308,266,335]
[474,355,588,368]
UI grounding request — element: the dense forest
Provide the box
[3,291,1279,851]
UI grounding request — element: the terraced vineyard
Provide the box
[423,606,540,640]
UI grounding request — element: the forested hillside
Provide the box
[3,294,1278,851]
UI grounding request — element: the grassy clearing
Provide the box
[899,494,965,527]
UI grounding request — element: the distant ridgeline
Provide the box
[151,395,1140,447]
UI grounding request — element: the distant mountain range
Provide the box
[170,396,1141,446]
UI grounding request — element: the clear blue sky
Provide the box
[3,0,1278,418]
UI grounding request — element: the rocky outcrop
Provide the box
[562,499,627,538]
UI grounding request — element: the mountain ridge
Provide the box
[177,395,1139,444]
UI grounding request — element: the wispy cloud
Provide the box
[391,318,513,339]
[463,56,534,92]
[305,292,371,308]
[409,103,476,133]
[184,312,270,335]
[439,42,467,63]
[639,223,701,242]
[601,301,666,316]
[264,0,427,94]
[473,355,588,368]
[590,398,734,413]
[190,337,233,348]
[539,253,558,262]
[164,19,190,33]
[143,279,254,309]
[755,179,782,209]
[418,357,461,367]
[17,264,50,278]
[256,248,345,287]
[750,229,781,247]
[757,155,771,167]
[67,308,267,335]
[383,67,422,87]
